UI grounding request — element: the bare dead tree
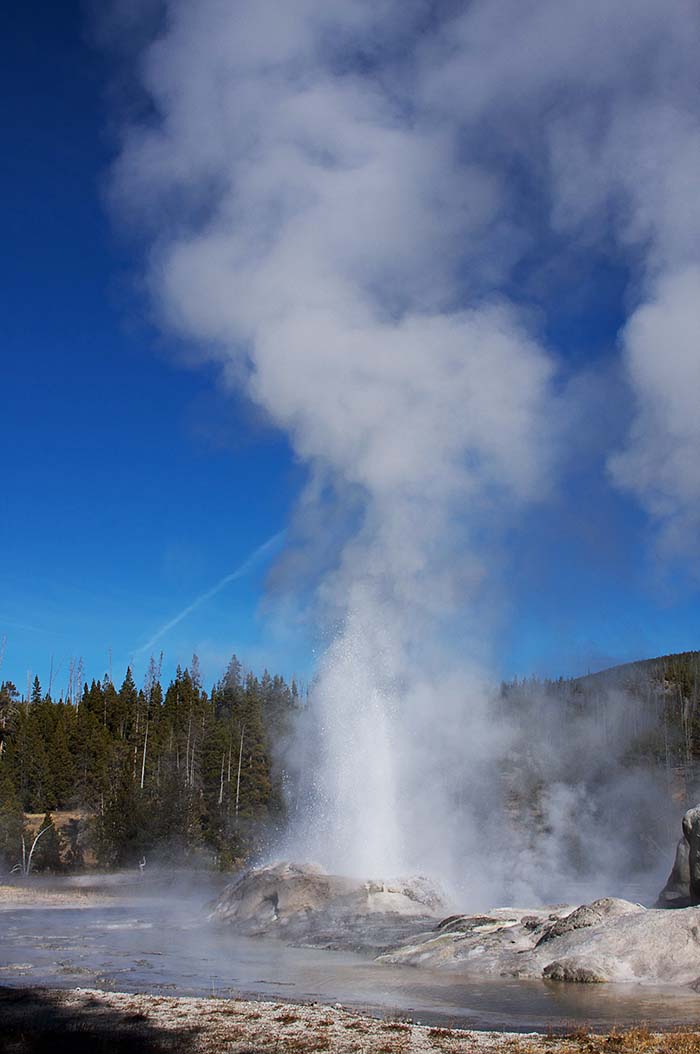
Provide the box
[189,737,196,787]
[12,823,52,877]
[235,724,246,825]
[185,714,192,786]
[140,653,163,791]
[67,657,75,706]
[140,720,149,791]
[218,751,225,807]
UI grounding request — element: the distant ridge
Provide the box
[573,650,700,690]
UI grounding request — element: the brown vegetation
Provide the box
[2,987,700,1054]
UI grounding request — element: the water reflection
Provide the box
[1,880,700,1033]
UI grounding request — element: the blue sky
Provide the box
[2,1,699,696]
[1,2,309,693]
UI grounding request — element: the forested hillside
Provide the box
[498,650,700,894]
[2,648,699,878]
[0,656,300,873]
[502,649,700,774]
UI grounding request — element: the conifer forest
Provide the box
[2,649,700,877]
[0,656,300,873]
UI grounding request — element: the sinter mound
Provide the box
[211,861,447,954]
[214,814,700,986]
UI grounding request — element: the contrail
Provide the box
[135,530,285,657]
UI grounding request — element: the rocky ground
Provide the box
[377,898,700,986]
[4,985,700,1054]
[212,864,700,987]
[4,871,700,1051]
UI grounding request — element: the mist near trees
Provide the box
[1,649,698,908]
[93,0,700,894]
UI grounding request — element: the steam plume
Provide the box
[104,0,700,900]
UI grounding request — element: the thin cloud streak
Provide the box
[134,530,286,657]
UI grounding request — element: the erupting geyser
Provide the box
[304,626,405,879]
[106,0,700,904]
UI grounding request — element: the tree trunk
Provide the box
[140,721,149,791]
[185,714,192,786]
[235,724,246,826]
[218,751,225,806]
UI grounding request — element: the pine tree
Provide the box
[0,680,19,759]
[0,652,295,870]
[103,678,120,735]
[215,656,244,720]
[64,817,85,870]
[116,668,138,741]
[71,705,110,807]
[30,675,43,706]
[94,749,148,867]
[237,673,272,819]
[8,707,53,810]
[0,770,26,872]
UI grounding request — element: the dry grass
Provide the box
[0,882,113,908]
[512,1027,700,1054]
[343,1018,371,1032]
[567,1027,700,1054]
[24,809,91,830]
[281,1034,332,1052]
[2,987,700,1054]
[428,1026,457,1042]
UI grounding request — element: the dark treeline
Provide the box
[2,646,699,878]
[0,655,301,874]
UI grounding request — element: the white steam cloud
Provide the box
[104,0,700,901]
[610,269,700,554]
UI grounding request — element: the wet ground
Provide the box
[1,874,700,1033]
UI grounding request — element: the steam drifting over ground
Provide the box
[102,2,700,903]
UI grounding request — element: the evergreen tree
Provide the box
[215,655,244,720]
[0,680,19,758]
[94,749,148,867]
[49,705,76,807]
[64,817,85,870]
[116,668,138,741]
[0,770,26,872]
[7,707,52,810]
[0,655,296,869]
[103,677,120,735]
